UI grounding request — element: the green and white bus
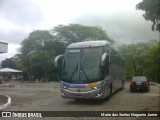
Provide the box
[55,40,125,100]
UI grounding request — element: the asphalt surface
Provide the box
[0,81,159,120]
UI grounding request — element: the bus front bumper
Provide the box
[61,88,108,99]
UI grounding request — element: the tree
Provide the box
[17,24,113,81]
[143,41,160,82]
[119,42,152,80]
[18,30,55,81]
[51,24,114,44]
[136,0,160,31]
[119,41,160,83]
[1,57,17,69]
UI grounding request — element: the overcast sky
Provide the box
[0,0,159,61]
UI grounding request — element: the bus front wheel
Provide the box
[104,84,112,101]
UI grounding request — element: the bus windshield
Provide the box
[61,47,103,83]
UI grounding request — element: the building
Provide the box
[0,41,8,53]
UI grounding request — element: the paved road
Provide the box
[0,82,159,120]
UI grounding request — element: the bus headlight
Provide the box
[93,86,99,90]
[92,86,102,90]
[63,85,68,89]
[96,92,102,97]
[92,81,105,90]
[61,84,68,89]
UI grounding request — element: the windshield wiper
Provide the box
[80,59,89,81]
[69,61,78,82]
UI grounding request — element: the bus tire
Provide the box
[120,84,124,90]
[104,84,112,101]
[120,80,125,90]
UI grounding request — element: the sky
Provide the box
[0,0,159,62]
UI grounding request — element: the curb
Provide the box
[153,83,160,87]
[150,82,160,87]
[0,83,14,87]
[0,95,11,110]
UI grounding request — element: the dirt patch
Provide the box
[0,95,8,106]
[0,81,60,89]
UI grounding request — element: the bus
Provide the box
[54,40,125,100]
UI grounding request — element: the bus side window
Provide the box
[105,56,109,75]
[110,48,124,68]
[110,48,118,64]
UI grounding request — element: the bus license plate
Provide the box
[75,95,84,98]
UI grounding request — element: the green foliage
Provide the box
[20,30,53,55]
[143,42,160,82]
[1,57,17,69]
[119,42,150,79]
[51,24,114,44]
[13,24,112,81]
[119,41,160,83]
[17,30,58,81]
[136,0,160,31]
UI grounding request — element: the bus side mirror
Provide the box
[54,55,64,79]
[54,55,64,67]
[101,53,108,67]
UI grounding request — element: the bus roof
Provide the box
[67,40,110,48]
[0,41,8,44]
